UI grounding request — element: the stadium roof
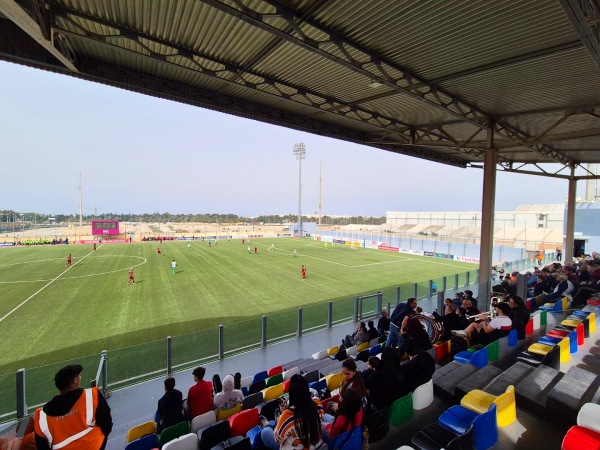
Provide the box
[1,0,600,179]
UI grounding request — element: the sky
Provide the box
[0,60,573,218]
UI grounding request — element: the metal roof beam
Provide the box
[559,0,600,69]
[0,0,77,71]
[50,5,456,146]
[200,0,491,129]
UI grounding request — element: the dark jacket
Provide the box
[157,389,185,433]
[401,351,436,392]
[509,306,530,340]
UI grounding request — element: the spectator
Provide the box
[34,365,112,450]
[401,338,436,392]
[364,348,410,411]
[260,374,324,450]
[386,298,417,349]
[213,374,243,411]
[377,309,390,336]
[157,377,185,433]
[322,388,362,444]
[367,320,379,341]
[342,322,368,348]
[542,272,574,303]
[361,356,382,381]
[452,292,464,309]
[463,290,478,309]
[461,298,480,317]
[328,359,368,414]
[452,302,512,346]
[398,316,432,356]
[187,367,213,420]
[507,296,529,340]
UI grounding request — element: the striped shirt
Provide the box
[274,399,324,450]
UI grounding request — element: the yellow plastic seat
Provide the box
[127,421,157,443]
[357,341,369,352]
[558,337,570,363]
[527,343,554,355]
[589,312,596,334]
[461,385,516,427]
[325,372,345,392]
[561,319,581,328]
[263,383,284,402]
[327,345,339,356]
[216,403,241,421]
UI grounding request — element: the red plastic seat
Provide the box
[228,407,259,437]
[562,425,600,450]
[267,365,283,377]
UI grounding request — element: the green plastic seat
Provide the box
[266,373,283,387]
[158,420,190,448]
[487,339,499,361]
[389,392,413,426]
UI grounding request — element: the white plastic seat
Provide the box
[345,345,358,357]
[577,403,600,434]
[190,409,216,434]
[283,367,299,381]
[161,432,199,450]
[311,349,328,360]
[240,376,252,387]
[412,379,434,410]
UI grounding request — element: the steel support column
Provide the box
[478,128,497,312]
[565,169,577,262]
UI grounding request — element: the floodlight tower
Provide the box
[293,143,306,237]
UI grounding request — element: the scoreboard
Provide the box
[91,220,120,235]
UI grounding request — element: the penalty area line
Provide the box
[0,250,95,324]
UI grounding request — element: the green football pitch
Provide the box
[0,238,475,374]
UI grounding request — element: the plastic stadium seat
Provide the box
[389,392,414,426]
[329,426,362,450]
[562,425,600,450]
[411,423,474,450]
[434,340,450,360]
[161,432,198,450]
[245,425,263,449]
[216,403,242,421]
[368,337,380,347]
[303,369,321,383]
[311,349,329,360]
[127,421,157,443]
[228,407,259,437]
[283,379,290,393]
[247,379,266,396]
[325,372,345,392]
[539,297,568,312]
[454,346,488,368]
[486,340,499,362]
[263,383,284,402]
[241,392,263,411]
[198,420,231,450]
[191,410,216,434]
[363,406,389,444]
[357,341,370,352]
[320,394,340,414]
[460,385,516,427]
[369,344,382,357]
[333,348,348,361]
[159,421,191,448]
[531,311,541,330]
[267,365,283,377]
[327,345,340,357]
[525,318,533,336]
[412,379,434,411]
[239,376,252,388]
[578,403,600,434]
[124,434,159,450]
[252,370,268,384]
[266,373,283,387]
[282,366,298,381]
[308,379,326,395]
[260,399,280,421]
[439,403,497,450]
[355,348,370,362]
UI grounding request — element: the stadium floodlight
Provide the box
[293,143,306,237]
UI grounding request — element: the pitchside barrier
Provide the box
[0,256,538,425]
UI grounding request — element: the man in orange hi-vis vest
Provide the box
[34,365,112,449]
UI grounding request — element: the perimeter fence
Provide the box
[0,256,537,423]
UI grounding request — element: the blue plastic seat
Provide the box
[252,370,268,383]
[538,336,561,346]
[245,425,263,448]
[309,379,327,394]
[369,344,382,356]
[454,346,488,368]
[507,328,518,346]
[439,403,498,450]
[329,426,362,450]
[125,434,159,450]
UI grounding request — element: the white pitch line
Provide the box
[0,250,96,324]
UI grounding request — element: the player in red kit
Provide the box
[254,246,258,254]
[301,265,306,281]
[127,268,135,284]
[66,254,72,267]
[93,242,97,252]
[157,246,162,256]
